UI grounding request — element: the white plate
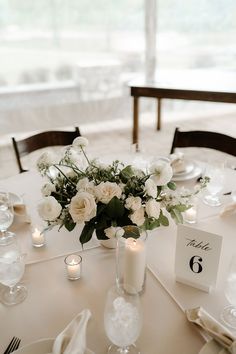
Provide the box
[199,339,227,354]
[14,338,54,354]
[172,164,202,182]
[14,338,94,354]
[173,161,195,177]
[9,192,23,205]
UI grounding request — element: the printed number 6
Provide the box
[189,255,203,273]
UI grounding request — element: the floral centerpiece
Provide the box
[37,137,208,245]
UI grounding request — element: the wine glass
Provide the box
[203,162,225,206]
[221,254,236,328]
[0,232,27,306]
[0,192,14,236]
[104,284,142,354]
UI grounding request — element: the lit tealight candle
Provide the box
[32,227,45,247]
[184,207,197,224]
[64,254,82,280]
[124,237,146,293]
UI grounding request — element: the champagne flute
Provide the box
[0,192,14,236]
[221,254,236,328]
[104,284,142,354]
[0,232,27,306]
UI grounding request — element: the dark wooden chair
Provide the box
[12,127,81,173]
[170,127,236,156]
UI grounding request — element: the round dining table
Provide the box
[0,166,235,354]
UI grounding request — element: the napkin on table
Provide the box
[52,309,94,354]
[220,202,236,217]
[13,203,31,223]
[169,152,186,174]
[186,307,236,354]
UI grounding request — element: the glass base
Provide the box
[1,285,27,306]
[221,305,236,328]
[107,344,140,354]
[203,194,221,207]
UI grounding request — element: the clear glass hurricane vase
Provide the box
[0,233,27,305]
[203,163,225,207]
[116,225,148,295]
[104,284,142,354]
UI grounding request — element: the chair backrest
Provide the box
[12,127,81,173]
[170,127,236,156]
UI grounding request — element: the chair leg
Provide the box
[132,96,139,151]
[157,98,161,130]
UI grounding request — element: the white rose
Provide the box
[145,199,160,219]
[41,182,56,197]
[38,196,62,221]
[95,182,122,204]
[125,196,142,211]
[36,151,58,172]
[69,191,97,223]
[76,177,95,195]
[144,178,157,198]
[104,226,124,239]
[129,207,145,226]
[149,161,173,186]
[72,137,89,149]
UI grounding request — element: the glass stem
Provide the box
[9,285,16,296]
[118,347,129,354]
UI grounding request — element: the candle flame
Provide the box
[70,259,77,265]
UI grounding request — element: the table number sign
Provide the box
[175,224,222,292]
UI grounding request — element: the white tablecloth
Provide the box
[0,168,235,353]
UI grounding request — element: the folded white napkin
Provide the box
[220,202,236,217]
[169,152,186,174]
[13,203,31,223]
[52,309,94,354]
[186,307,236,354]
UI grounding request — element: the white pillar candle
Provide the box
[64,254,82,280]
[184,207,197,223]
[124,237,146,292]
[32,227,45,247]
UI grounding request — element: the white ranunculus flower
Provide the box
[69,191,97,223]
[41,182,56,197]
[145,199,160,219]
[72,137,89,149]
[38,196,62,221]
[129,206,145,226]
[95,182,122,204]
[144,178,157,198]
[36,151,58,172]
[76,177,95,195]
[125,196,142,211]
[104,226,125,239]
[149,160,173,186]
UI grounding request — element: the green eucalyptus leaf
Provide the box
[80,223,95,245]
[105,196,125,219]
[96,228,109,240]
[167,181,176,190]
[159,212,169,226]
[120,165,134,182]
[171,208,183,224]
[64,219,76,232]
[175,204,190,212]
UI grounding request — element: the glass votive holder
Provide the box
[31,227,46,247]
[183,197,199,224]
[64,254,82,280]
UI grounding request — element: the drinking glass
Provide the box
[203,163,225,206]
[0,232,27,306]
[104,284,142,354]
[221,255,236,328]
[0,192,14,236]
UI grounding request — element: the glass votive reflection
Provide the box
[31,227,46,247]
[64,254,82,280]
[183,198,198,224]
